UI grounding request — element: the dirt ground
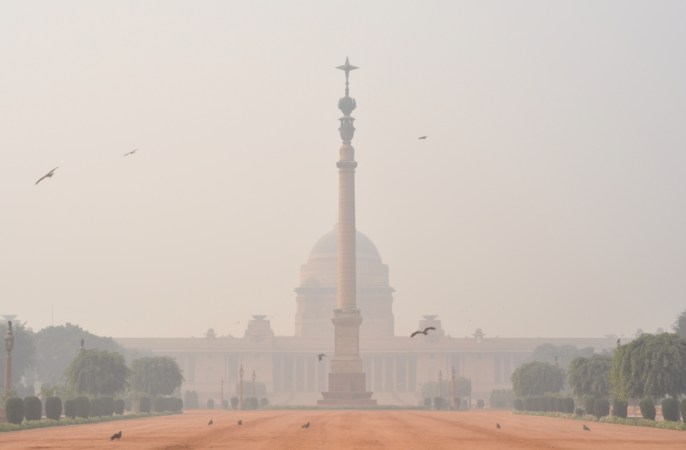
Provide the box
[1,409,685,450]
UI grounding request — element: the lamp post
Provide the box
[239,364,244,410]
[450,366,456,410]
[251,370,256,400]
[438,370,443,407]
[220,377,224,408]
[4,321,15,399]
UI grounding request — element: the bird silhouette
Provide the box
[318,353,326,362]
[237,419,242,426]
[302,422,310,429]
[411,327,436,338]
[418,136,428,140]
[35,167,58,185]
[208,419,213,425]
[496,423,501,429]
[123,148,138,157]
[583,424,590,431]
[110,431,122,441]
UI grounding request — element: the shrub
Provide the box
[584,397,596,415]
[681,399,686,423]
[24,396,42,421]
[139,397,151,413]
[245,397,258,410]
[639,399,656,420]
[433,397,445,410]
[574,408,584,416]
[153,397,182,412]
[75,396,90,418]
[543,397,555,412]
[206,398,214,409]
[593,398,610,419]
[563,398,575,413]
[490,389,515,409]
[514,398,524,411]
[5,397,24,424]
[114,399,125,415]
[259,397,270,408]
[91,397,114,416]
[183,390,199,409]
[222,399,229,409]
[453,397,462,410]
[476,399,484,409]
[45,396,62,420]
[661,398,680,422]
[612,399,628,418]
[231,397,240,410]
[64,399,76,419]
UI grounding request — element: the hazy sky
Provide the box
[2,1,685,339]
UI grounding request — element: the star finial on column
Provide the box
[336,57,358,97]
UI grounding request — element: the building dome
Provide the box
[295,225,395,338]
[307,225,382,264]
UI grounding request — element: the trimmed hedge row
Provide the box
[4,395,133,425]
[515,397,574,413]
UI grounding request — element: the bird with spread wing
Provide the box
[411,327,436,338]
[35,167,58,185]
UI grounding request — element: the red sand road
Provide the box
[1,410,685,450]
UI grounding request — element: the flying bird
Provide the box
[496,423,501,429]
[237,419,242,426]
[35,167,58,185]
[411,327,436,338]
[208,419,213,426]
[318,353,326,362]
[123,148,138,157]
[110,431,122,441]
[418,136,428,140]
[582,424,590,431]
[302,422,310,429]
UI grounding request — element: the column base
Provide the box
[318,372,377,406]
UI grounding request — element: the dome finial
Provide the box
[336,56,358,97]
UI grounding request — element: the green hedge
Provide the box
[593,398,610,419]
[153,397,183,412]
[612,399,627,418]
[64,399,76,419]
[114,399,125,415]
[75,396,90,418]
[680,399,686,423]
[45,397,62,421]
[5,397,24,424]
[639,399,656,420]
[662,398,680,422]
[24,396,42,421]
[138,397,151,413]
[206,398,214,409]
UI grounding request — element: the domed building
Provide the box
[295,225,394,338]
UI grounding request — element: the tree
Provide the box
[674,310,686,338]
[611,333,686,400]
[0,322,36,393]
[567,354,612,398]
[34,323,126,387]
[64,349,130,397]
[131,356,184,397]
[511,361,564,397]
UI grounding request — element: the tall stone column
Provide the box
[320,57,375,406]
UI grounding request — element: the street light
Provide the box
[252,369,256,400]
[451,366,456,410]
[239,364,244,410]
